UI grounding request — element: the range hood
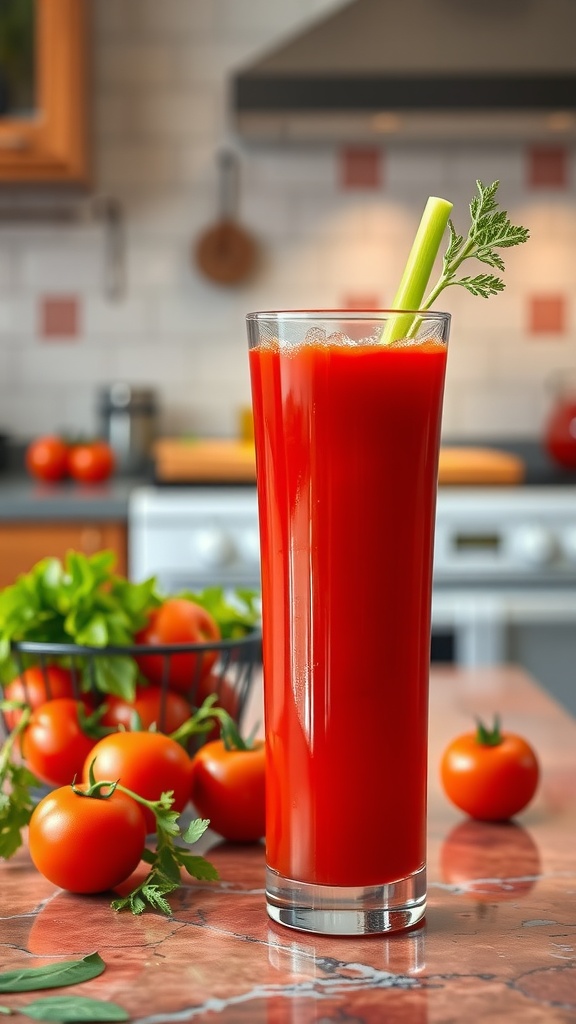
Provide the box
[232,0,576,143]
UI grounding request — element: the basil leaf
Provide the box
[19,996,128,1022]
[0,954,105,993]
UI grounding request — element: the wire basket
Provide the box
[0,631,262,745]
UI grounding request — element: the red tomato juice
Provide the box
[249,336,447,887]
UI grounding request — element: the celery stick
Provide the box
[381,196,453,345]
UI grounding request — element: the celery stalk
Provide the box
[381,196,453,345]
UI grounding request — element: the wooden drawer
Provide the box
[0,522,127,587]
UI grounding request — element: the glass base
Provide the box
[265,864,426,936]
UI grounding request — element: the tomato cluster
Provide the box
[26,435,115,484]
[3,596,265,896]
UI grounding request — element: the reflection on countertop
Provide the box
[2,665,575,1023]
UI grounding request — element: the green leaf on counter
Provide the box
[0,954,105,994]
[15,996,128,1022]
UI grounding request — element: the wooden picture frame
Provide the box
[0,0,89,185]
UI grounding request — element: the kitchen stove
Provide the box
[128,441,576,714]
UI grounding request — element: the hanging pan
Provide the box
[194,149,258,286]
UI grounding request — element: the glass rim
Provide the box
[246,309,451,322]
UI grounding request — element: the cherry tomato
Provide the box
[25,436,69,483]
[440,717,540,821]
[190,738,265,842]
[3,665,76,730]
[136,598,221,694]
[84,730,193,832]
[28,784,147,893]
[100,686,192,734]
[22,698,97,787]
[67,441,115,483]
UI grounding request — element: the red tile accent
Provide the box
[342,293,382,310]
[339,147,383,189]
[39,295,80,339]
[527,145,569,188]
[528,294,567,334]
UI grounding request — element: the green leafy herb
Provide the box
[77,763,218,916]
[0,550,160,695]
[0,955,105,994]
[0,996,129,1021]
[0,702,38,859]
[421,179,529,311]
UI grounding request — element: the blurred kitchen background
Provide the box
[0,0,574,440]
[1,0,576,714]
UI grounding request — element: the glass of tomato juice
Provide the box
[247,310,450,935]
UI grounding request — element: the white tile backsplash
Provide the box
[1,0,575,442]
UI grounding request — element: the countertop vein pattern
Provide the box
[1,666,576,1023]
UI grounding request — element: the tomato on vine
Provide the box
[83,730,193,832]
[440,716,540,821]
[135,597,221,694]
[22,698,99,787]
[28,784,147,893]
[100,686,192,734]
[190,716,265,843]
[3,665,76,730]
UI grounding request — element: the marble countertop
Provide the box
[2,665,576,1023]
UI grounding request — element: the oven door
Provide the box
[431,587,576,714]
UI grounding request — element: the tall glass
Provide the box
[247,310,450,935]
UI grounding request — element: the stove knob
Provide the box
[510,525,556,566]
[560,526,576,564]
[193,528,235,567]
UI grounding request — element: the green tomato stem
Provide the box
[475,715,503,747]
[0,704,31,782]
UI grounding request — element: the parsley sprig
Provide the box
[0,701,40,859]
[421,179,529,310]
[75,763,219,916]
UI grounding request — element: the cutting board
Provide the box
[153,439,525,486]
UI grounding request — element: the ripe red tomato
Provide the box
[22,698,97,787]
[3,665,76,730]
[190,738,265,842]
[28,784,147,893]
[84,730,193,832]
[25,436,69,483]
[100,686,192,734]
[67,441,115,483]
[136,598,221,695]
[440,718,540,821]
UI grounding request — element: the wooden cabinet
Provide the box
[0,0,89,184]
[0,522,127,587]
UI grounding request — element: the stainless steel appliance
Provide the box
[128,479,576,715]
[99,383,158,474]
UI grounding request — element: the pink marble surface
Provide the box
[2,665,576,1023]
